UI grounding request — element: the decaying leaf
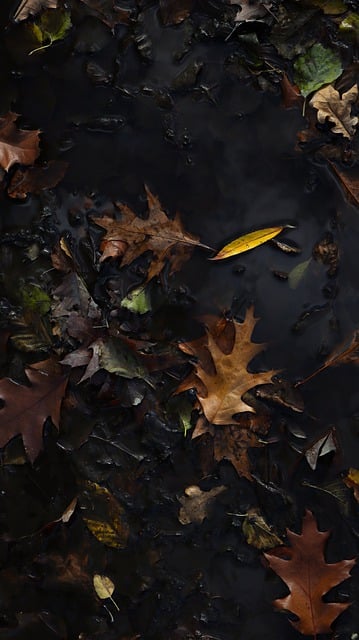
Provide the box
[178,307,278,424]
[230,0,272,22]
[210,226,285,261]
[178,485,226,525]
[0,112,40,172]
[294,44,342,97]
[0,367,67,463]
[51,272,101,344]
[213,415,270,480]
[93,574,115,599]
[92,186,207,283]
[159,0,194,25]
[242,508,282,550]
[7,161,68,199]
[265,510,355,636]
[28,8,72,54]
[344,468,359,502]
[80,481,129,549]
[13,0,57,22]
[79,0,132,29]
[304,428,337,470]
[310,84,358,139]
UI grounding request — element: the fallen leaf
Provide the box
[210,226,285,261]
[80,481,129,549]
[28,8,72,54]
[0,112,40,172]
[264,510,355,636]
[121,286,151,315]
[79,0,132,29]
[288,258,312,289]
[13,0,57,22]
[298,329,359,386]
[51,272,101,344]
[344,468,359,501]
[304,428,338,470]
[242,508,282,550]
[93,574,115,599]
[294,44,342,97]
[339,13,359,41]
[92,186,208,283]
[213,415,270,480]
[280,73,303,109]
[178,307,278,424]
[230,0,272,22]
[330,162,359,208]
[310,84,358,139]
[305,0,346,13]
[178,485,226,525]
[159,0,194,25]
[7,161,68,199]
[0,367,67,463]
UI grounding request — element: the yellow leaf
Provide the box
[80,481,129,549]
[210,226,285,261]
[93,574,115,600]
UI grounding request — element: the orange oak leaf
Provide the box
[178,307,277,424]
[92,186,208,283]
[0,113,40,172]
[0,367,67,463]
[264,510,355,636]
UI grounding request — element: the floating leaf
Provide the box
[310,84,358,139]
[210,226,284,261]
[294,44,342,97]
[93,574,115,600]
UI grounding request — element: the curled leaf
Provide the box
[210,226,285,261]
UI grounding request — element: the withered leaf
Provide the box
[0,367,67,463]
[0,113,40,172]
[7,161,68,199]
[242,508,282,550]
[281,73,302,109]
[213,415,270,480]
[265,510,355,636]
[310,84,358,139]
[80,481,129,549]
[92,186,206,283]
[178,307,278,424]
[178,485,226,525]
[51,272,101,344]
[13,0,57,21]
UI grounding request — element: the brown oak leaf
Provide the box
[13,0,57,22]
[0,113,40,172]
[178,307,277,424]
[92,186,205,283]
[264,510,355,636]
[310,84,358,139]
[0,367,67,463]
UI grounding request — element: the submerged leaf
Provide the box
[265,510,355,635]
[210,226,284,260]
[243,508,282,550]
[80,481,129,549]
[288,258,312,289]
[121,286,151,315]
[29,9,72,53]
[294,44,342,97]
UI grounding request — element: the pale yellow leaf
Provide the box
[210,226,284,261]
[93,574,115,600]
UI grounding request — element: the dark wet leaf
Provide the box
[178,484,226,525]
[7,161,68,199]
[159,0,194,25]
[79,480,129,549]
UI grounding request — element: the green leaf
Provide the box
[339,13,359,41]
[29,9,71,53]
[294,44,342,97]
[20,283,51,316]
[288,258,312,289]
[121,286,151,315]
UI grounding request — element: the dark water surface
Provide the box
[0,1,359,639]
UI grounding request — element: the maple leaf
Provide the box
[310,84,358,139]
[0,367,67,463]
[13,0,57,22]
[178,307,278,424]
[92,186,206,283]
[0,113,40,172]
[264,510,355,636]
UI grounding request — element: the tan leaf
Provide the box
[0,113,40,172]
[92,186,209,283]
[93,574,115,600]
[178,307,278,424]
[265,510,355,636]
[310,84,358,139]
[178,485,226,525]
